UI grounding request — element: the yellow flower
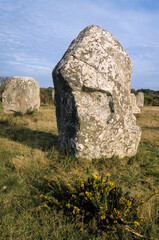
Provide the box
[72,206,80,214]
[134,221,139,227]
[106,173,110,177]
[79,192,84,196]
[85,191,90,197]
[109,182,114,186]
[127,200,132,206]
[66,203,71,208]
[140,217,147,222]
[43,203,48,208]
[93,175,97,179]
[124,209,129,214]
[154,190,159,194]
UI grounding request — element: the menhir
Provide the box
[53,25,141,160]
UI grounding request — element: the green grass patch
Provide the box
[40,104,54,109]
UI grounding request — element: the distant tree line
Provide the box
[40,87,54,105]
[0,76,11,102]
[0,76,158,106]
[131,88,159,106]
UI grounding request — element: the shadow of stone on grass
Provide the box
[0,119,58,152]
[142,126,159,130]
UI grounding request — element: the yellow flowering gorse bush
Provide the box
[39,172,152,234]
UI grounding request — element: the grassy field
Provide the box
[0,105,159,239]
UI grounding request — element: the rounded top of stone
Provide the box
[137,92,144,96]
[4,76,39,92]
[76,24,121,43]
[12,76,36,81]
[7,76,39,85]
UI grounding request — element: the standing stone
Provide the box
[53,25,141,159]
[52,88,55,102]
[136,92,144,107]
[2,76,40,114]
[130,93,141,114]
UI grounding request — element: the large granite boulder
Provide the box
[130,93,141,114]
[136,92,144,107]
[53,25,141,159]
[2,76,40,114]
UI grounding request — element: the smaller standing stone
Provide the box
[52,88,55,102]
[136,92,144,107]
[130,93,141,114]
[2,76,40,114]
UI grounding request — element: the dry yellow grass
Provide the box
[136,106,159,146]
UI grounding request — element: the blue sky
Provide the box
[0,0,159,89]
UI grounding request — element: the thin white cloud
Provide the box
[7,52,53,72]
[8,61,52,71]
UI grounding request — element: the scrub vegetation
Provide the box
[0,105,159,239]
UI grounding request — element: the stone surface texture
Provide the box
[2,76,40,114]
[130,93,141,114]
[53,25,141,159]
[136,92,144,107]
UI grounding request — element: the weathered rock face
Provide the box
[136,92,144,107]
[130,93,141,114]
[2,76,40,114]
[53,25,141,159]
